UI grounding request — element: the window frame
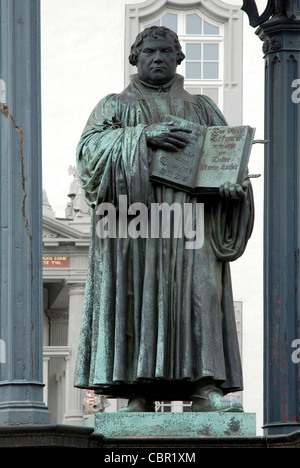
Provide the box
[141,8,224,108]
[125,0,243,125]
[180,11,224,109]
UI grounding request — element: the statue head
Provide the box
[129,26,185,85]
[129,26,185,67]
[128,26,185,65]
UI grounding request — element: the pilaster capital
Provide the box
[65,281,86,296]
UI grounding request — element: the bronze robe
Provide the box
[74,74,254,400]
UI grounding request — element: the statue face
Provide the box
[137,36,178,85]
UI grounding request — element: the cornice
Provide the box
[43,214,90,247]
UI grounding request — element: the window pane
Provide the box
[186,62,201,79]
[186,14,202,34]
[186,43,201,60]
[203,43,219,61]
[162,13,178,32]
[185,87,202,95]
[203,62,219,79]
[202,87,219,104]
[145,20,160,28]
[203,20,219,35]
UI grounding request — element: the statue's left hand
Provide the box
[219,179,250,200]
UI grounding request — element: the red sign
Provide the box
[43,256,70,268]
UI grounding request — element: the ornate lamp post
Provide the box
[242,0,300,435]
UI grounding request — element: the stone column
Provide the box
[63,283,85,425]
[242,0,300,436]
[0,0,50,424]
[258,16,300,435]
[242,2,300,435]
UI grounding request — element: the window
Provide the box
[125,1,243,125]
[142,10,223,107]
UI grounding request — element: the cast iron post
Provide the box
[242,0,300,435]
[0,0,50,424]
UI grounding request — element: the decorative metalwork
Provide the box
[241,0,275,27]
[242,0,300,28]
[262,37,284,54]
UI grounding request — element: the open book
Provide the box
[149,114,256,194]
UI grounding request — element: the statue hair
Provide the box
[129,26,185,66]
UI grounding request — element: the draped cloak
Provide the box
[74,74,254,401]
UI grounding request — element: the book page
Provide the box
[149,116,206,190]
[194,126,255,191]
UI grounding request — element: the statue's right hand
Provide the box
[145,122,191,152]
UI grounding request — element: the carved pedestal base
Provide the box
[84,411,256,437]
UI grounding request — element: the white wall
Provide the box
[41,0,266,434]
[228,0,266,435]
[41,0,138,217]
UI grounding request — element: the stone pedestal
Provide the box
[85,412,256,438]
[2,423,300,448]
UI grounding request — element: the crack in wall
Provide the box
[1,104,37,376]
[1,103,32,240]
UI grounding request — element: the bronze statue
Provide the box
[74,26,254,412]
